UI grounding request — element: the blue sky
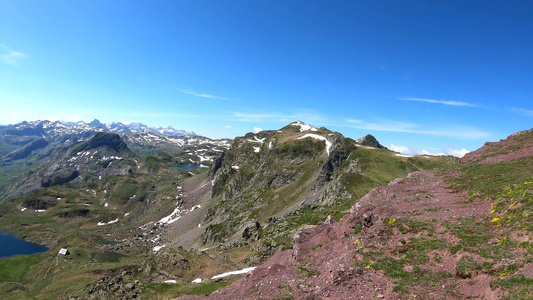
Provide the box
[1,1,532,156]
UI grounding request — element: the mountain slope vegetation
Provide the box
[2,121,526,299]
[179,128,533,300]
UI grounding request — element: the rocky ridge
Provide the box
[178,128,533,299]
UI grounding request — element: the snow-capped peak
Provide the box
[291,121,318,132]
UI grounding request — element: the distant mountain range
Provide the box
[0,119,232,199]
[15,119,198,137]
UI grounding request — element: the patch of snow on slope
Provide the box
[291,121,318,132]
[153,245,165,252]
[211,267,257,280]
[297,134,332,155]
[97,218,119,226]
[395,154,414,158]
[254,146,261,153]
[158,206,188,224]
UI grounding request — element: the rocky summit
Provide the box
[0,121,531,300]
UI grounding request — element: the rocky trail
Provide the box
[177,169,516,299]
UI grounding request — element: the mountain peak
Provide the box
[289,121,319,132]
[356,134,387,149]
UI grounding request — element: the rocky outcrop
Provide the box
[202,123,362,247]
[68,132,129,155]
[356,134,388,149]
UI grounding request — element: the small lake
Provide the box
[0,231,48,259]
[170,164,208,170]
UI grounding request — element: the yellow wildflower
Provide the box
[492,217,500,222]
[354,239,361,245]
[365,265,372,269]
[490,209,495,214]
[388,218,396,224]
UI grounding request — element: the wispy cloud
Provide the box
[232,111,325,123]
[0,44,26,66]
[177,88,230,100]
[511,107,533,117]
[398,97,479,108]
[389,143,470,158]
[344,118,489,140]
[128,112,202,118]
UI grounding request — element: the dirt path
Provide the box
[178,171,499,299]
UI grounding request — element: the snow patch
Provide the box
[165,280,177,284]
[254,136,265,143]
[291,121,318,132]
[211,267,257,280]
[192,278,202,284]
[97,218,119,226]
[395,154,414,158]
[158,206,187,224]
[253,146,261,153]
[232,165,240,170]
[297,134,332,155]
[153,245,165,252]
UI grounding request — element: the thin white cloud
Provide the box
[0,44,26,66]
[253,127,262,133]
[446,148,470,157]
[129,112,202,118]
[232,111,325,123]
[389,144,410,153]
[399,97,478,108]
[177,88,230,100]
[389,143,470,158]
[511,107,533,117]
[344,118,489,140]
[224,125,232,129]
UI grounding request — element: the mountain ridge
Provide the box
[178,126,533,300]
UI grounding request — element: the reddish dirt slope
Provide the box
[461,128,533,164]
[178,171,500,300]
[178,129,533,300]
